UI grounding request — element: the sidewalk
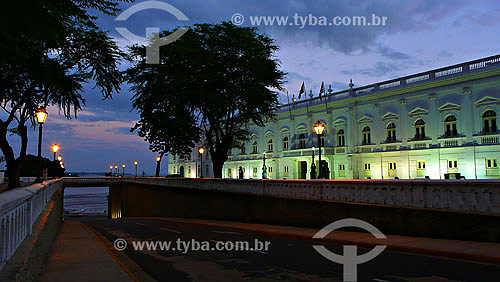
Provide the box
[43,220,135,282]
[133,217,500,265]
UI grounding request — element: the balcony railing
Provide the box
[277,54,500,113]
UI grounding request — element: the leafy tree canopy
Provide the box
[127,22,286,177]
[0,0,131,189]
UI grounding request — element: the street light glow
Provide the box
[35,108,48,124]
[52,144,59,153]
[313,121,325,135]
[134,160,138,165]
[156,156,161,162]
[198,147,205,154]
[58,156,62,161]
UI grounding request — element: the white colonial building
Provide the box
[169,55,500,180]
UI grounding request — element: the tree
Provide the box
[127,22,285,178]
[0,0,131,189]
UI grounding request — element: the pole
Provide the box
[318,134,322,179]
[122,166,124,177]
[53,151,56,161]
[37,124,43,157]
[36,124,43,182]
[200,153,203,178]
[310,147,316,179]
[135,163,138,177]
[156,160,161,177]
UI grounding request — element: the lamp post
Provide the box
[122,164,125,177]
[262,151,268,179]
[52,144,59,161]
[109,165,113,176]
[114,165,118,176]
[58,155,62,162]
[310,146,316,179]
[313,121,325,179]
[35,108,48,183]
[156,156,161,177]
[198,147,205,178]
[134,161,138,177]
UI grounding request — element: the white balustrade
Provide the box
[0,180,62,271]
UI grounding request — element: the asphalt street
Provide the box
[81,217,500,282]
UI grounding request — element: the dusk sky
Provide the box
[4,0,500,175]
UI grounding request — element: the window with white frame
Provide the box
[252,141,258,154]
[253,167,257,177]
[338,164,346,177]
[363,162,371,177]
[386,123,396,142]
[445,115,458,137]
[299,134,306,149]
[388,161,397,177]
[284,165,289,177]
[283,136,289,150]
[417,160,426,177]
[362,127,371,145]
[486,158,499,176]
[337,129,345,147]
[414,119,426,140]
[447,160,458,171]
[482,110,497,134]
[267,139,273,152]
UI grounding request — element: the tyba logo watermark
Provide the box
[313,218,387,282]
[115,1,189,64]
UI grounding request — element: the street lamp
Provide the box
[262,151,268,179]
[313,121,325,179]
[58,155,62,162]
[52,144,59,161]
[109,165,113,176]
[35,108,48,183]
[114,165,118,176]
[122,164,125,177]
[198,147,205,178]
[134,160,138,177]
[310,146,316,179]
[156,156,161,177]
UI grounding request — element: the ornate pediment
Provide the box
[382,112,399,121]
[279,127,290,135]
[439,102,460,112]
[333,118,347,126]
[475,96,500,107]
[408,107,429,117]
[265,130,274,137]
[357,115,373,124]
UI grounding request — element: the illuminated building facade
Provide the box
[169,55,500,180]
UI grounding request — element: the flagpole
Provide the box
[286,90,292,119]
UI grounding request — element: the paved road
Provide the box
[82,217,500,282]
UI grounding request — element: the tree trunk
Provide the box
[6,161,21,189]
[212,158,225,178]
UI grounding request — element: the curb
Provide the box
[80,221,156,282]
[126,217,500,266]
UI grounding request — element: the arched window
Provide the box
[252,141,258,154]
[337,129,345,147]
[267,139,273,152]
[283,136,289,150]
[362,126,371,145]
[386,123,396,142]
[299,134,306,149]
[444,115,458,137]
[415,119,426,140]
[482,110,497,134]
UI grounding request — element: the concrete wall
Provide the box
[0,182,63,281]
[110,182,500,242]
